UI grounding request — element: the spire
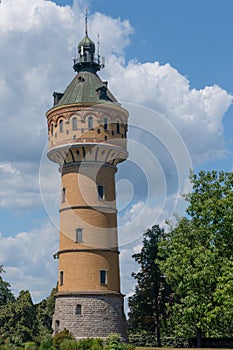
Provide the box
[73,11,105,73]
[85,8,88,36]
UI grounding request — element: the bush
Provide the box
[105,334,121,350]
[90,339,103,350]
[77,338,94,350]
[39,337,53,350]
[60,339,78,350]
[24,343,37,350]
[52,329,74,350]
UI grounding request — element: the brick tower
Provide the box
[45,20,128,340]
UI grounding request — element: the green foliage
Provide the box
[0,290,38,345]
[38,336,52,350]
[52,329,74,350]
[105,334,121,350]
[24,342,37,350]
[76,338,95,350]
[157,170,233,344]
[36,288,57,339]
[0,266,15,306]
[60,338,78,350]
[89,339,103,350]
[128,225,171,345]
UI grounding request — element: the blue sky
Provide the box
[0,0,232,307]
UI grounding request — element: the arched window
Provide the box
[51,123,54,136]
[88,116,93,130]
[72,117,78,130]
[104,117,108,131]
[59,119,63,133]
[116,121,120,134]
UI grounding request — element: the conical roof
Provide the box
[55,71,117,106]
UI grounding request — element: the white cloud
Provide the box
[104,60,232,165]
[0,221,58,302]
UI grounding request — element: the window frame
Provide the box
[88,116,93,130]
[100,270,107,285]
[60,271,64,286]
[75,228,83,243]
[72,117,78,130]
[104,117,108,131]
[97,184,105,199]
[59,119,64,133]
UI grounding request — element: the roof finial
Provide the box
[85,8,88,36]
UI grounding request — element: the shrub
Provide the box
[77,338,94,350]
[105,334,121,350]
[60,339,78,350]
[90,339,103,350]
[24,342,37,350]
[52,329,74,350]
[39,337,52,350]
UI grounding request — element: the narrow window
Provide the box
[51,123,54,136]
[61,187,66,202]
[116,121,120,134]
[60,271,64,286]
[124,125,127,138]
[88,116,93,130]
[100,270,107,285]
[75,228,83,243]
[72,117,78,130]
[59,119,63,132]
[76,304,82,315]
[55,320,60,334]
[104,117,108,131]
[97,185,104,199]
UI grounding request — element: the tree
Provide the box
[0,265,15,306]
[0,290,38,344]
[128,225,171,346]
[158,170,233,347]
[36,287,57,338]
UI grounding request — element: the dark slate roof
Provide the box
[55,71,117,107]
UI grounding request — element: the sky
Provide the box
[0,0,232,313]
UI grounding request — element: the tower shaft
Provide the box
[46,27,128,340]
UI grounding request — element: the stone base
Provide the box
[52,292,128,341]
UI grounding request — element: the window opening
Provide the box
[100,270,107,285]
[76,304,82,315]
[88,116,93,130]
[76,228,83,243]
[97,185,104,199]
[60,271,64,286]
[116,121,120,134]
[72,117,78,130]
[61,187,66,202]
[59,119,63,132]
[104,117,108,131]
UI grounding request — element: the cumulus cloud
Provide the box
[104,60,232,165]
[0,0,232,303]
[0,221,58,302]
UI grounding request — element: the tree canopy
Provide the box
[128,225,171,346]
[157,170,233,346]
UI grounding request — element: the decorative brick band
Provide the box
[59,205,117,213]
